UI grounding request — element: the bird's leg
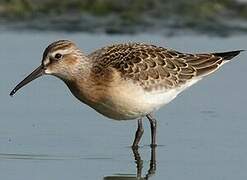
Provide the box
[132,118,144,148]
[146,114,157,147]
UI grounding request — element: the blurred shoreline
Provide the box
[1,0,247,36]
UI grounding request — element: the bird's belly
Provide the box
[90,78,201,120]
[69,77,200,121]
[92,85,180,120]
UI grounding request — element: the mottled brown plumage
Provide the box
[89,43,239,91]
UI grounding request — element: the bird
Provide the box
[10,40,243,148]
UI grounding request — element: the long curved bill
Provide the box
[10,65,44,96]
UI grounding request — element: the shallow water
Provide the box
[1,31,247,180]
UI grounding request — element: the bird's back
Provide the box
[88,43,242,92]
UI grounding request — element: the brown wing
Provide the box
[182,50,242,77]
[89,43,241,91]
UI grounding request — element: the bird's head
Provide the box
[10,40,88,96]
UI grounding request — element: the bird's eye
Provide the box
[54,53,62,59]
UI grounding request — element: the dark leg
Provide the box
[132,118,144,148]
[146,114,157,147]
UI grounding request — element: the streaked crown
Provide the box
[42,40,75,65]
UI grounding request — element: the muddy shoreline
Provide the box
[1,0,247,36]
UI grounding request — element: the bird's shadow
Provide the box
[104,146,157,180]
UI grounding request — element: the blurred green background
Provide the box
[0,0,247,36]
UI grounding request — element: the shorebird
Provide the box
[10,40,243,147]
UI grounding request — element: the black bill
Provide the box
[10,65,44,96]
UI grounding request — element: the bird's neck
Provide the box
[60,59,102,106]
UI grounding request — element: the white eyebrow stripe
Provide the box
[51,48,74,56]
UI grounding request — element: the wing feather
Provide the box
[89,43,241,91]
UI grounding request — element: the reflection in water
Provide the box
[104,146,156,180]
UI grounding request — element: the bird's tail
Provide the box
[213,50,244,61]
[189,50,244,77]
